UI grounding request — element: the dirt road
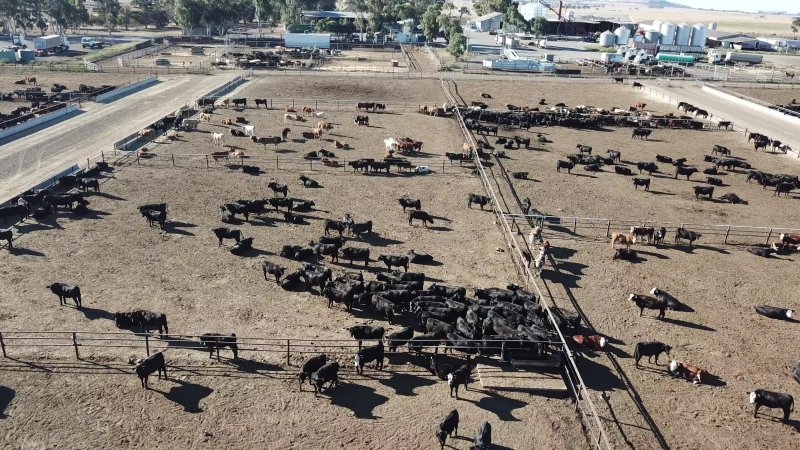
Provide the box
[0,72,242,203]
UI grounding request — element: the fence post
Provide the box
[206,155,210,168]
[724,226,730,244]
[765,229,772,246]
[72,332,80,360]
[0,332,5,357]
[606,220,611,238]
[573,218,577,234]
[101,151,105,162]
[276,156,279,169]
[172,154,175,166]
[501,341,506,361]
[286,339,291,366]
[310,159,313,170]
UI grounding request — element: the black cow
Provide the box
[48,282,81,308]
[143,209,166,229]
[348,325,385,348]
[633,341,671,367]
[656,155,673,163]
[349,221,373,237]
[77,178,100,192]
[115,310,169,334]
[719,193,746,204]
[675,228,701,246]
[230,237,253,255]
[212,227,242,246]
[1,227,12,248]
[750,389,794,422]
[378,254,409,272]
[385,327,414,352]
[0,204,28,223]
[135,352,167,389]
[324,219,348,236]
[447,362,473,398]
[637,162,658,174]
[615,165,632,175]
[408,210,434,227]
[312,242,340,262]
[628,294,667,318]
[354,115,369,125]
[747,246,775,258]
[775,182,795,197]
[200,333,238,359]
[254,98,267,107]
[340,247,370,267]
[262,260,286,283]
[436,409,460,450]
[232,98,247,108]
[632,128,652,139]
[755,305,793,320]
[468,194,491,210]
[693,186,714,200]
[653,227,667,245]
[675,166,699,180]
[633,178,650,191]
[706,176,723,186]
[311,362,339,394]
[267,181,288,197]
[299,175,319,188]
[472,422,492,450]
[354,342,384,374]
[398,197,421,211]
[556,160,574,173]
[299,354,327,388]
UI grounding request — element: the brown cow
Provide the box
[610,232,636,249]
[669,360,707,385]
[572,334,607,350]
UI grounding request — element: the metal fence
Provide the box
[504,214,800,246]
[440,78,613,450]
[0,330,559,367]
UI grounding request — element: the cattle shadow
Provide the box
[428,226,453,232]
[275,149,297,154]
[71,209,111,221]
[463,390,527,422]
[570,173,597,179]
[606,345,632,359]
[79,305,114,321]
[159,379,213,413]
[553,260,587,276]
[89,192,126,201]
[7,246,45,257]
[236,248,273,258]
[328,382,388,419]
[575,356,626,391]
[658,317,716,331]
[164,220,197,236]
[635,249,670,260]
[378,372,437,396]
[756,415,800,431]
[361,233,403,247]
[0,386,14,418]
[411,259,444,267]
[648,190,675,196]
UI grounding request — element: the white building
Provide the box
[518,1,549,22]
[471,12,504,32]
[757,37,800,50]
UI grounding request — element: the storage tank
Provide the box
[659,22,676,45]
[675,22,691,46]
[16,49,35,63]
[0,49,17,63]
[644,30,660,44]
[599,30,616,47]
[690,23,707,47]
[652,20,663,32]
[614,26,631,45]
[632,33,644,43]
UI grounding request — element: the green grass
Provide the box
[585,46,616,53]
[83,42,141,63]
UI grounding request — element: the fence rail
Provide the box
[0,330,559,366]
[505,214,800,246]
[440,78,613,450]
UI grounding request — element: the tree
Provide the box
[473,0,511,17]
[504,3,528,32]
[447,31,465,59]
[46,0,89,33]
[421,4,440,42]
[437,14,461,42]
[531,16,545,38]
[459,6,468,17]
[792,17,800,38]
[175,0,204,33]
[94,0,121,33]
[131,0,158,28]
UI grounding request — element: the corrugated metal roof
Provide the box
[473,12,504,23]
[301,11,371,19]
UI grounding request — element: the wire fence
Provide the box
[440,78,613,450]
[0,330,560,367]
[504,214,800,247]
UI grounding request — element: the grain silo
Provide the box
[675,22,691,46]
[614,26,631,45]
[599,30,616,47]
[644,30,660,44]
[659,22,676,45]
[709,21,717,30]
[690,23,707,47]
[652,20,662,32]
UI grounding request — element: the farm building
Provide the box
[757,37,800,50]
[471,12,504,32]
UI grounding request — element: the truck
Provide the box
[655,53,696,64]
[11,33,27,49]
[81,37,107,49]
[33,34,69,56]
[600,52,623,63]
[725,51,763,65]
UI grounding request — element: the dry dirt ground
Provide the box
[320,49,410,72]
[726,86,800,106]
[2,75,799,449]
[453,79,800,227]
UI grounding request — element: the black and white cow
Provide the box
[749,389,794,422]
[628,294,667,318]
[468,194,491,210]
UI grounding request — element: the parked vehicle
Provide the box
[81,37,107,49]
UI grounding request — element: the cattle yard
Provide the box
[1,74,799,448]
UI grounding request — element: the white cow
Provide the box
[384,137,398,153]
[212,132,224,145]
[312,111,325,118]
[242,125,255,136]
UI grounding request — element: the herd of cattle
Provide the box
[0,80,115,129]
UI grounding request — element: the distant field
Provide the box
[590,6,794,36]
